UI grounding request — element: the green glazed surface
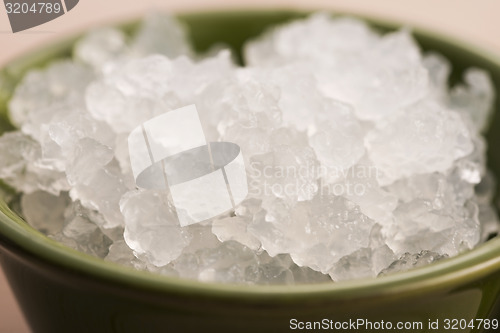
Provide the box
[1,10,500,333]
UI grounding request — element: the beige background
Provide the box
[0,0,499,332]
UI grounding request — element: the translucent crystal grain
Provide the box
[21,191,69,235]
[75,28,128,69]
[52,201,114,258]
[379,251,449,276]
[1,13,497,284]
[365,101,473,185]
[450,69,494,131]
[9,61,93,130]
[121,190,192,266]
[131,13,193,58]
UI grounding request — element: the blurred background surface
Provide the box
[0,0,499,332]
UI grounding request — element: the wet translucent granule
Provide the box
[0,13,498,284]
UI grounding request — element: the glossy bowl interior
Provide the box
[1,11,500,333]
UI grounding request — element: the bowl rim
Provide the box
[1,9,500,301]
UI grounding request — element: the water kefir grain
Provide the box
[0,13,498,284]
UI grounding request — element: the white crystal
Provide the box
[365,101,474,185]
[21,191,69,235]
[422,52,451,102]
[131,13,193,58]
[1,13,497,284]
[50,201,114,258]
[379,251,448,276]
[245,13,379,67]
[9,61,94,130]
[309,100,365,175]
[245,14,428,120]
[70,162,130,229]
[450,68,495,131]
[75,28,128,70]
[0,132,68,194]
[121,190,192,266]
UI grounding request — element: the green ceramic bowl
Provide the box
[1,11,500,333]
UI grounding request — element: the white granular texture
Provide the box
[0,13,498,284]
